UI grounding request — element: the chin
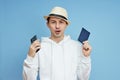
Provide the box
[54,34,63,38]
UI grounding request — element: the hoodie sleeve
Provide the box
[23,52,39,80]
[77,46,91,80]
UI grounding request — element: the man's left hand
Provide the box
[82,41,92,57]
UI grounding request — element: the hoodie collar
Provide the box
[41,35,71,45]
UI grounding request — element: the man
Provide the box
[23,6,92,80]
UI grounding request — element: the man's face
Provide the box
[47,17,68,38]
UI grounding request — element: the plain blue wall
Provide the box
[1,0,120,80]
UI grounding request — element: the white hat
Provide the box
[44,6,70,25]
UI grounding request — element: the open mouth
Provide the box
[55,30,61,34]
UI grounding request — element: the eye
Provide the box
[60,21,64,24]
[50,21,56,24]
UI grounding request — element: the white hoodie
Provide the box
[23,35,91,80]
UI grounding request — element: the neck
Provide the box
[50,35,64,43]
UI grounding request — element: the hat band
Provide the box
[49,14,67,20]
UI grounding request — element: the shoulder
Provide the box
[63,35,82,47]
[69,38,82,46]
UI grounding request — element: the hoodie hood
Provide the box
[41,35,71,45]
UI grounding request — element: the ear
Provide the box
[46,22,50,28]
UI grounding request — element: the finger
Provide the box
[35,44,41,48]
[83,43,88,48]
[83,46,89,50]
[83,44,92,51]
[35,46,41,50]
[35,46,41,52]
[30,43,40,52]
[83,44,90,51]
[32,41,40,47]
[83,41,91,48]
[34,40,40,44]
[83,47,89,51]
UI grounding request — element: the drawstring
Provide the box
[62,42,65,80]
[38,52,40,79]
[62,41,66,80]
[50,42,53,80]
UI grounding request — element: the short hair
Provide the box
[47,17,50,23]
[46,17,68,25]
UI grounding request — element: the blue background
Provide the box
[1,0,120,80]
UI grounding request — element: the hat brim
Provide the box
[44,16,70,25]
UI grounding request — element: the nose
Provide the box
[55,23,60,29]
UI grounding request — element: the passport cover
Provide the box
[31,35,37,44]
[30,35,40,52]
[78,27,90,44]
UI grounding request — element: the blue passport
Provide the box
[78,27,90,44]
[30,35,40,52]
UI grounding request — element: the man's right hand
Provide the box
[28,40,41,57]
